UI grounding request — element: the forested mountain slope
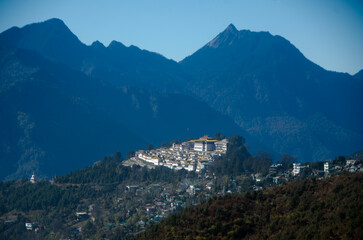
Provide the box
[139,173,363,240]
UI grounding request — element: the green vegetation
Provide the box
[211,135,271,176]
[138,173,363,240]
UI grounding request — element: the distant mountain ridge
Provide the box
[0,19,362,178]
[0,18,185,92]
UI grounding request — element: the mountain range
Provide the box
[0,18,362,179]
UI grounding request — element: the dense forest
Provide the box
[138,173,363,240]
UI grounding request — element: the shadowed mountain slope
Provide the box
[0,46,246,179]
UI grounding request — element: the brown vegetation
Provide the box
[138,173,363,240]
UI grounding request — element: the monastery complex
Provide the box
[135,136,228,172]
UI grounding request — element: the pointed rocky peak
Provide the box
[225,23,238,34]
[206,23,241,48]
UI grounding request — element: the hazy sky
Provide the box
[0,0,362,74]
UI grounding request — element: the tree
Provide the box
[126,151,135,159]
[171,139,181,144]
[112,152,122,162]
[212,135,250,176]
[161,142,171,148]
[83,221,96,237]
[332,156,346,166]
[279,153,296,170]
[214,132,225,141]
[243,152,272,175]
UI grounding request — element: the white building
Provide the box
[181,141,194,150]
[25,223,33,231]
[215,139,229,153]
[171,143,181,151]
[324,161,330,173]
[193,136,216,152]
[138,153,159,165]
[293,163,301,176]
[30,172,36,184]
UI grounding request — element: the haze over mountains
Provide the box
[0,18,362,179]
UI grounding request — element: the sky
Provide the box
[0,0,362,74]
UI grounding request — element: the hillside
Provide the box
[0,45,246,179]
[138,173,363,240]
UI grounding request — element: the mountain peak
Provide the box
[226,23,238,33]
[108,40,126,49]
[34,18,70,33]
[91,40,105,49]
[206,23,240,48]
[43,18,66,26]
[0,18,86,66]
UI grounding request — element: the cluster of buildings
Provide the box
[269,158,362,185]
[135,136,228,172]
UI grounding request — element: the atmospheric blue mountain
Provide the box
[0,45,245,180]
[180,24,363,161]
[354,69,363,81]
[0,18,185,91]
[0,19,362,179]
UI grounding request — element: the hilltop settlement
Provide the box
[127,136,228,172]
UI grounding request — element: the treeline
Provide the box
[138,172,363,240]
[0,180,73,214]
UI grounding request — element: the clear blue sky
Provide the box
[0,0,362,74]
